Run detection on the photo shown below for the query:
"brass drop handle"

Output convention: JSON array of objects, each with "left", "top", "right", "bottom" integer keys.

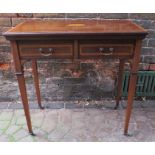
[
  {"left": 39, "top": 48, "right": 53, "bottom": 56},
  {"left": 99, "top": 47, "right": 105, "bottom": 53},
  {"left": 99, "top": 47, "right": 114, "bottom": 55},
  {"left": 109, "top": 47, "right": 114, "bottom": 52},
  {"left": 48, "top": 48, "right": 54, "bottom": 52}
]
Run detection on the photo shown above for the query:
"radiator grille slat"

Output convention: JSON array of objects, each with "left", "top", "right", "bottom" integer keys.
[{"left": 151, "top": 76, "right": 155, "bottom": 95}]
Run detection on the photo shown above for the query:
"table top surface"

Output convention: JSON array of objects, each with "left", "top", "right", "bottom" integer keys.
[{"left": 3, "top": 19, "right": 148, "bottom": 36}]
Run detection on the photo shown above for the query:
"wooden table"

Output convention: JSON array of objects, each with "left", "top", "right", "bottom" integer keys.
[{"left": 3, "top": 19, "right": 148, "bottom": 135}]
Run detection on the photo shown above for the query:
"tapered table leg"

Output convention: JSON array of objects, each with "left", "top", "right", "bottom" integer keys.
[
  {"left": 16, "top": 74, "right": 34, "bottom": 135},
  {"left": 124, "top": 73, "right": 138, "bottom": 135},
  {"left": 115, "top": 59, "right": 125, "bottom": 109},
  {"left": 11, "top": 41, "right": 34, "bottom": 135},
  {"left": 32, "top": 60, "right": 44, "bottom": 109},
  {"left": 124, "top": 39, "right": 142, "bottom": 135}
]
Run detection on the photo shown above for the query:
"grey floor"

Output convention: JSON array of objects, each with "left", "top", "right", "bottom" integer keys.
[{"left": 0, "top": 100, "right": 155, "bottom": 142}]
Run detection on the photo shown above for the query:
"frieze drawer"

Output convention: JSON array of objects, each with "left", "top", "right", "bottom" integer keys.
[
  {"left": 18, "top": 41, "right": 73, "bottom": 59},
  {"left": 79, "top": 43, "right": 134, "bottom": 58}
]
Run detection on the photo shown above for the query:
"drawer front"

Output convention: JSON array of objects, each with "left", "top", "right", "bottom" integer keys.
[
  {"left": 18, "top": 42, "right": 73, "bottom": 59},
  {"left": 79, "top": 44, "right": 134, "bottom": 58}
]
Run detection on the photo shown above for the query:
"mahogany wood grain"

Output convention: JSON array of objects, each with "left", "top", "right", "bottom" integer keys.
[{"left": 4, "top": 20, "right": 147, "bottom": 36}]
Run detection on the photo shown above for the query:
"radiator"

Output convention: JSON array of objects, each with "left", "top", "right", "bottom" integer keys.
[{"left": 115, "top": 71, "right": 155, "bottom": 97}]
